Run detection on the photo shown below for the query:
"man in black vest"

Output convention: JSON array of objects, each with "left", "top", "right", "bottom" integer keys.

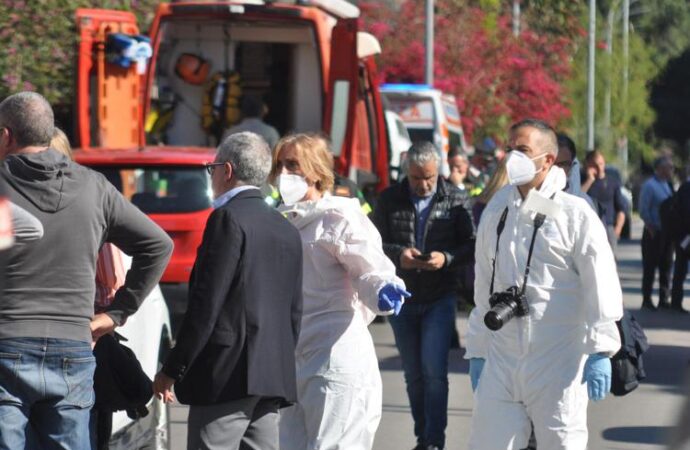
[
  {"left": 373, "top": 142, "right": 475, "bottom": 450},
  {"left": 153, "top": 132, "right": 303, "bottom": 450}
]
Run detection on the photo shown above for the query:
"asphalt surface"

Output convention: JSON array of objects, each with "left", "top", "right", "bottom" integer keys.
[{"left": 165, "top": 219, "right": 690, "bottom": 449}]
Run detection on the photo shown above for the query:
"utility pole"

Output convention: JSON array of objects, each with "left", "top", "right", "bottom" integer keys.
[
  {"left": 622, "top": 0, "right": 630, "bottom": 179},
  {"left": 425, "top": 0, "right": 434, "bottom": 86},
  {"left": 604, "top": 6, "right": 615, "bottom": 137},
  {"left": 512, "top": 0, "right": 521, "bottom": 37},
  {"left": 587, "top": 0, "right": 596, "bottom": 151}
]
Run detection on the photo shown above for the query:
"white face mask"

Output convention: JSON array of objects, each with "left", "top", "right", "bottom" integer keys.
[
  {"left": 506, "top": 150, "right": 547, "bottom": 186},
  {"left": 278, "top": 174, "right": 309, "bottom": 206}
]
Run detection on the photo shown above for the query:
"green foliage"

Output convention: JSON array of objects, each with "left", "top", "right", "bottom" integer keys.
[
  {"left": 522, "top": 0, "right": 586, "bottom": 38},
  {"left": 477, "top": 0, "right": 500, "bottom": 31},
  {"left": 559, "top": 3, "right": 656, "bottom": 169},
  {"left": 638, "top": 0, "right": 690, "bottom": 155},
  {"left": 516, "top": 0, "right": 690, "bottom": 168},
  {"left": 0, "top": 0, "right": 158, "bottom": 106},
  {"left": 624, "top": 34, "right": 657, "bottom": 162},
  {"left": 633, "top": 0, "right": 690, "bottom": 69}
]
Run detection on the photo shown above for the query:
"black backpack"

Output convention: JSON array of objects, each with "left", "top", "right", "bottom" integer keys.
[{"left": 610, "top": 310, "right": 650, "bottom": 396}]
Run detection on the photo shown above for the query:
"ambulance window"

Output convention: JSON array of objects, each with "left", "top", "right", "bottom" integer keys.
[
  {"left": 443, "top": 101, "right": 461, "bottom": 123},
  {"left": 94, "top": 166, "right": 212, "bottom": 213},
  {"left": 408, "top": 128, "right": 434, "bottom": 143},
  {"left": 330, "top": 81, "right": 350, "bottom": 157},
  {"left": 449, "top": 130, "right": 463, "bottom": 152}
]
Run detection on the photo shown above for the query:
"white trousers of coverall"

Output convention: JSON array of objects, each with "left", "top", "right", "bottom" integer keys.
[
  {"left": 469, "top": 341, "right": 589, "bottom": 450},
  {"left": 279, "top": 332, "right": 382, "bottom": 450}
]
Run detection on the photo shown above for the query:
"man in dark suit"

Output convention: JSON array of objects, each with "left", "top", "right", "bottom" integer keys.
[{"left": 153, "top": 132, "right": 303, "bottom": 450}]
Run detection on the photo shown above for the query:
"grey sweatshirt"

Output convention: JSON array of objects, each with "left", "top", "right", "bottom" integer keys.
[{"left": 0, "top": 149, "right": 173, "bottom": 342}]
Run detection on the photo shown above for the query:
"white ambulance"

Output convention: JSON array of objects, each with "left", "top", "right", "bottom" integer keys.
[{"left": 380, "top": 84, "right": 467, "bottom": 177}]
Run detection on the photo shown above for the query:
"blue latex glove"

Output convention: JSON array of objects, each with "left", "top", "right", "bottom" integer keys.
[
  {"left": 469, "top": 358, "right": 485, "bottom": 392},
  {"left": 377, "top": 284, "right": 411, "bottom": 316},
  {"left": 582, "top": 353, "right": 611, "bottom": 401}
]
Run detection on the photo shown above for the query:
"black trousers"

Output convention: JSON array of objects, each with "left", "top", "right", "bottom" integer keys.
[
  {"left": 641, "top": 228, "right": 673, "bottom": 304},
  {"left": 671, "top": 243, "right": 688, "bottom": 308}
]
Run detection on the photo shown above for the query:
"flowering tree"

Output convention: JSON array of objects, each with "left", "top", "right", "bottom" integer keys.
[
  {"left": 0, "top": 0, "right": 158, "bottom": 106},
  {"left": 360, "top": 0, "right": 577, "bottom": 143}
]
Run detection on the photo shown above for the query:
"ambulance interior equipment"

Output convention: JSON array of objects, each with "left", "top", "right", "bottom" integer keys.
[{"left": 150, "top": 19, "right": 323, "bottom": 147}]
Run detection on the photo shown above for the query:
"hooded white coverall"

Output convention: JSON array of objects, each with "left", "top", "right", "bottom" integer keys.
[
  {"left": 278, "top": 194, "right": 404, "bottom": 450},
  {"left": 465, "top": 167, "right": 623, "bottom": 450}
]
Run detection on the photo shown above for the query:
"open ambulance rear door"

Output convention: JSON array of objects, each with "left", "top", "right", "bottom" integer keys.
[{"left": 325, "top": 19, "right": 388, "bottom": 192}]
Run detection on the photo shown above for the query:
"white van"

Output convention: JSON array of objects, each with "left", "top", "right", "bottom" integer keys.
[
  {"left": 107, "top": 255, "right": 173, "bottom": 449},
  {"left": 380, "top": 84, "right": 467, "bottom": 177}
]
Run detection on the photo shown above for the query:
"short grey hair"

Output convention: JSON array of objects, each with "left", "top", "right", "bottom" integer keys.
[
  {"left": 0, "top": 92, "right": 54, "bottom": 147},
  {"left": 510, "top": 118, "right": 558, "bottom": 156},
  {"left": 217, "top": 132, "right": 271, "bottom": 186},
  {"left": 405, "top": 141, "right": 440, "bottom": 174}
]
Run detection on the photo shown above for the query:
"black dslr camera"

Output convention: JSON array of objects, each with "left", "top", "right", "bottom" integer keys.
[{"left": 484, "top": 286, "right": 530, "bottom": 331}]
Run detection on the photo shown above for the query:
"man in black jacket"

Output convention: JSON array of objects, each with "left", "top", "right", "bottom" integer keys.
[
  {"left": 373, "top": 142, "right": 475, "bottom": 450},
  {"left": 670, "top": 172, "right": 690, "bottom": 313},
  {"left": 153, "top": 132, "right": 303, "bottom": 450}
]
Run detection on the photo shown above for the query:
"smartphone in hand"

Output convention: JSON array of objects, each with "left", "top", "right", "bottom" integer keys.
[{"left": 414, "top": 253, "right": 432, "bottom": 261}]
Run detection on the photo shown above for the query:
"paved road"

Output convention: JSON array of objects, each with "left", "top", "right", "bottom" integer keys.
[{"left": 166, "top": 220, "right": 690, "bottom": 449}]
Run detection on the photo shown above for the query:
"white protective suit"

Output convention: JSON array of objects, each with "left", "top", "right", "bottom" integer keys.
[
  {"left": 278, "top": 194, "right": 404, "bottom": 450},
  {"left": 465, "top": 167, "right": 623, "bottom": 450}
]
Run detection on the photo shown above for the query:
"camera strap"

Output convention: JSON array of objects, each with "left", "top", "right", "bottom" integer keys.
[
  {"left": 520, "top": 213, "right": 546, "bottom": 296},
  {"left": 489, "top": 207, "right": 547, "bottom": 296},
  {"left": 489, "top": 207, "right": 509, "bottom": 294}
]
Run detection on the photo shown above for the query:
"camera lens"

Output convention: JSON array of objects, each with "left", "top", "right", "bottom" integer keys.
[
  {"left": 484, "top": 301, "right": 517, "bottom": 331},
  {"left": 484, "top": 311, "right": 504, "bottom": 330}
]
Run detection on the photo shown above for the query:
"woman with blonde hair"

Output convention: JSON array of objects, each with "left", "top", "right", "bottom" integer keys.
[
  {"left": 50, "top": 127, "right": 72, "bottom": 159},
  {"left": 273, "top": 133, "right": 409, "bottom": 450}
]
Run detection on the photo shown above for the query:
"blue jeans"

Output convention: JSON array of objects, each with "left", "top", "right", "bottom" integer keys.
[
  {"left": 0, "top": 338, "right": 95, "bottom": 450},
  {"left": 389, "top": 293, "right": 456, "bottom": 448}
]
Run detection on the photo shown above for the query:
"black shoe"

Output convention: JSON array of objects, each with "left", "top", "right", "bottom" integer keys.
[
  {"left": 642, "top": 300, "right": 657, "bottom": 311},
  {"left": 671, "top": 304, "right": 689, "bottom": 314}
]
